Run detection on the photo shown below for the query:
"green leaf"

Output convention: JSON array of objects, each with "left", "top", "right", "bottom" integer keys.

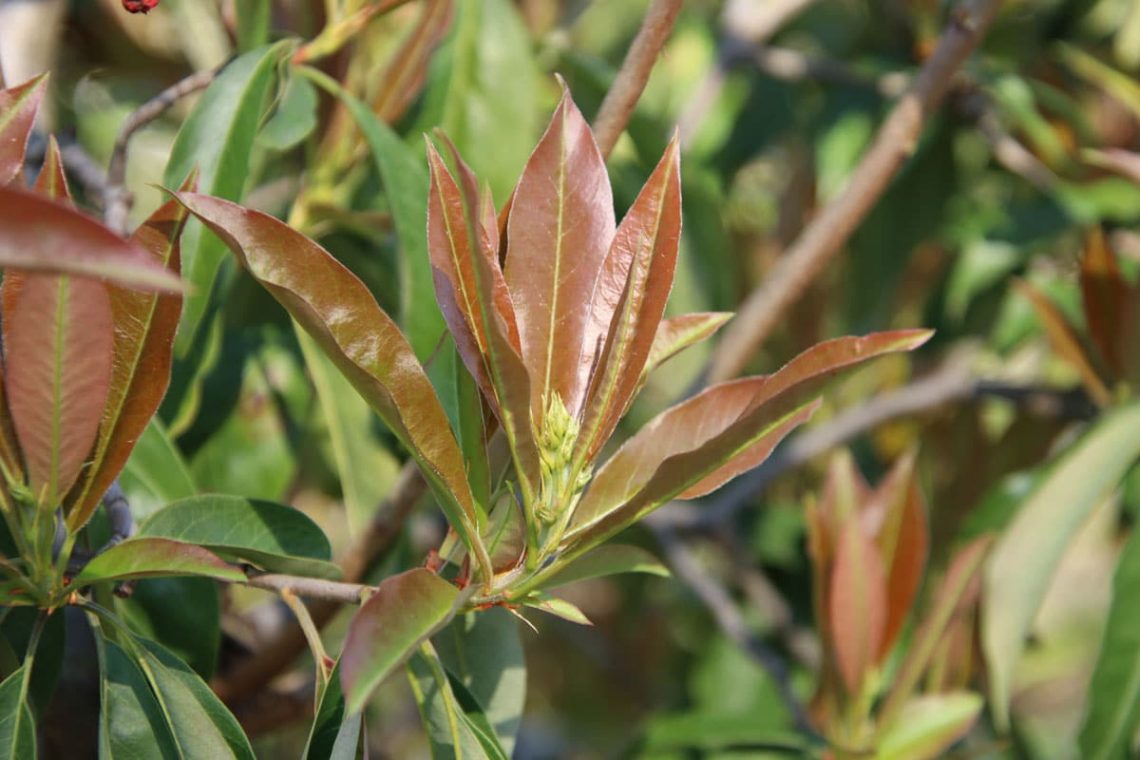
[
  {"left": 258, "top": 74, "right": 318, "bottom": 152},
  {"left": 540, "top": 544, "right": 669, "bottom": 589},
  {"left": 304, "top": 661, "right": 362, "bottom": 760},
  {"left": 0, "top": 74, "right": 47, "bottom": 186},
  {"left": 119, "top": 418, "right": 197, "bottom": 520},
  {"left": 0, "top": 667, "right": 36, "bottom": 760},
  {"left": 341, "top": 568, "right": 462, "bottom": 714},
  {"left": 436, "top": 609, "right": 526, "bottom": 755},
  {"left": 873, "top": 692, "right": 982, "bottom": 760},
  {"left": 983, "top": 402, "right": 1140, "bottom": 730},
  {"left": 1079, "top": 526, "right": 1140, "bottom": 759},
  {"left": 138, "top": 494, "right": 338, "bottom": 580},
  {"left": 407, "top": 642, "right": 507, "bottom": 760},
  {"left": 521, "top": 592, "right": 591, "bottom": 625},
  {"left": 164, "top": 41, "right": 291, "bottom": 355},
  {"left": 0, "top": 188, "right": 184, "bottom": 291},
  {"left": 301, "top": 68, "right": 445, "bottom": 362},
  {"left": 235, "top": 0, "right": 271, "bottom": 53},
  {"left": 96, "top": 637, "right": 179, "bottom": 759},
  {"left": 172, "top": 192, "right": 489, "bottom": 576},
  {"left": 116, "top": 578, "right": 221, "bottom": 679},
  {"left": 0, "top": 609, "right": 64, "bottom": 715},
  {"left": 73, "top": 537, "right": 246, "bottom": 585}
]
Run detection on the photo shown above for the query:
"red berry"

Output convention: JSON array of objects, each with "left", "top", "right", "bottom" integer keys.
[{"left": 122, "top": 0, "right": 160, "bottom": 13}]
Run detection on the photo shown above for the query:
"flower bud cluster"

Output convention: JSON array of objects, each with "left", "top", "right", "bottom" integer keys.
[{"left": 535, "top": 394, "right": 591, "bottom": 525}]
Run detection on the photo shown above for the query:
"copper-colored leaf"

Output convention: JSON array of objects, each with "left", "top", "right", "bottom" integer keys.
[
  {"left": 639, "top": 312, "right": 733, "bottom": 382},
  {"left": 1016, "top": 279, "right": 1112, "bottom": 406},
  {"left": 0, "top": 74, "right": 47, "bottom": 186},
  {"left": 65, "top": 193, "right": 189, "bottom": 530},
  {"left": 32, "top": 135, "right": 70, "bottom": 199},
  {"left": 172, "top": 192, "right": 489, "bottom": 572},
  {"left": 5, "top": 274, "right": 114, "bottom": 504},
  {"left": 829, "top": 517, "right": 888, "bottom": 695},
  {"left": 579, "top": 137, "right": 682, "bottom": 461},
  {"left": 504, "top": 88, "right": 616, "bottom": 420},
  {"left": 1080, "top": 227, "right": 1128, "bottom": 378},
  {"left": 0, "top": 187, "right": 184, "bottom": 292}
]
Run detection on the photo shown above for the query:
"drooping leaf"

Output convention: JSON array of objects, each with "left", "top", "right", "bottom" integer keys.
[
  {"left": 164, "top": 41, "right": 290, "bottom": 354},
  {"left": 137, "top": 494, "right": 339, "bottom": 579},
  {"left": 579, "top": 136, "right": 682, "bottom": 461},
  {"left": 4, "top": 274, "right": 114, "bottom": 505},
  {"left": 96, "top": 636, "right": 179, "bottom": 759},
  {"left": 983, "top": 402, "right": 1140, "bottom": 730},
  {"left": 829, "top": 518, "right": 888, "bottom": 695},
  {"left": 341, "top": 568, "right": 462, "bottom": 713},
  {"left": 172, "top": 192, "right": 488, "bottom": 571},
  {"left": 304, "top": 661, "right": 361, "bottom": 760},
  {"left": 0, "top": 74, "right": 47, "bottom": 186},
  {"left": 119, "top": 418, "right": 197, "bottom": 520},
  {"left": 567, "top": 331, "right": 932, "bottom": 554},
  {"left": 540, "top": 544, "right": 669, "bottom": 589},
  {"left": 67, "top": 189, "right": 188, "bottom": 530},
  {"left": 0, "top": 188, "right": 183, "bottom": 291},
  {"left": 0, "top": 666, "right": 36, "bottom": 760},
  {"left": 1079, "top": 526, "right": 1140, "bottom": 760},
  {"left": 407, "top": 642, "right": 506, "bottom": 760},
  {"left": 873, "top": 692, "right": 983, "bottom": 760},
  {"left": 640, "top": 312, "right": 734, "bottom": 383},
  {"left": 73, "top": 537, "right": 245, "bottom": 585},
  {"left": 436, "top": 608, "right": 526, "bottom": 755},
  {"left": 504, "top": 88, "right": 616, "bottom": 421}
]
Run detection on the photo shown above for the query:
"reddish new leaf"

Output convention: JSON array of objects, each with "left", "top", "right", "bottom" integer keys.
[
  {"left": 32, "top": 135, "right": 70, "bottom": 199},
  {"left": 341, "top": 568, "right": 461, "bottom": 713},
  {"left": 504, "top": 88, "right": 616, "bottom": 420},
  {"left": 0, "top": 74, "right": 47, "bottom": 186},
  {"left": 172, "top": 192, "right": 489, "bottom": 571},
  {"left": 1080, "top": 228, "right": 1128, "bottom": 378},
  {"left": 66, "top": 193, "right": 189, "bottom": 529},
  {"left": 829, "top": 517, "right": 888, "bottom": 695},
  {"left": 639, "top": 312, "right": 733, "bottom": 382},
  {"left": 72, "top": 537, "right": 245, "bottom": 585},
  {"left": 0, "top": 187, "right": 184, "bottom": 291},
  {"left": 5, "top": 275, "right": 114, "bottom": 504},
  {"left": 579, "top": 137, "right": 682, "bottom": 461}
]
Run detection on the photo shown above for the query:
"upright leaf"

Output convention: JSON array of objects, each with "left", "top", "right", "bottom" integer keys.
[
  {"left": 1079, "top": 527, "right": 1140, "bottom": 760},
  {"left": 829, "top": 518, "right": 888, "bottom": 695},
  {"left": 504, "top": 89, "right": 616, "bottom": 420},
  {"left": 172, "top": 192, "right": 489, "bottom": 572},
  {"left": 304, "top": 661, "right": 361, "bottom": 760},
  {"left": 164, "top": 41, "right": 289, "bottom": 354},
  {"left": 67, "top": 192, "right": 188, "bottom": 529},
  {"left": 372, "top": 0, "right": 453, "bottom": 123},
  {"left": 873, "top": 692, "right": 983, "bottom": 760},
  {"left": 0, "top": 74, "right": 47, "bottom": 186},
  {"left": 0, "top": 188, "right": 183, "bottom": 291},
  {"left": 341, "top": 568, "right": 462, "bottom": 713},
  {"left": 0, "top": 666, "right": 36, "bottom": 760},
  {"left": 579, "top": 137, "right": 682, "bottom": 461},
  {"left": 4, "top": 274, "right": 114, "bottom": 505},
  {"left": 1080, "top": 228, "right": 1128, "bottom": 378},
  {"left": 983, "top": 402, "right": 1140, "bottom": 729}
]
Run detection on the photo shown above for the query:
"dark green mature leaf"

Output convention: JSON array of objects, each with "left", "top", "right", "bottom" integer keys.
[
  {"left": 73, "top": 538, "right": 245, "bottom": 585},
  {"left": 68, "top": 189, "right": 189, "bottom": 530},
  {"left": 4, "top": 273, "right": 113, "bottom": 506},
  {"left": 566, "top": 332, "right": 932, "bottom": 556},
  {"left": 172, "top": 192, "right": 489, "bottom": 572},
  {"left": 304, "top": 662, "right": 361, "bottom": 760},
  {"left": 119, "top": 419, "right": 197, "bottom": 520},
  {"left": 407, "top": 643, "right": 507, "bottom": 760},
  {"left": 0, "top": 188, "right": 184, "bottom": 291},
  {"left": 984, "top": 402, "right": 1140, "bottom": 730},
  {"left": 116, "top": 578, "right": 220, "bottom": 679},
  {"left": 341, "top": 568, "right": 462, "bottom": 713},
  {"left": 1079, "top": 527, "right": 1140, "bottom": 759},
  {"left": 138, "top": 495, "right": 339, "bottom": 579},
  {"left": 96, "top": 637, "right": 179, "bottom": 759},
  {"left": 540, "top": 544, "right": 668, "bottom": 590},
  {"left": 0, "top": 667, "right": 36, "bottom": 760},
  {"left": 0, "top": 74, "right": 47, "bottom": 186},
  {"left": 436, "top": 609, "right": 526, "bottom": 755},
  {"left": 164, "top": 41, "right": 290, "bottom": 354},
  {"left": 505, "top": 88, "right": 615, "bottom": 421},
  {"left": 0, "top": 609, "right": 63, "bottom": 715},
  {"left": 302, "top": 69, "right": 445, "bottom": 362},
  {"left": 579, "top": 136, "right": 682, "bottom": 461}
]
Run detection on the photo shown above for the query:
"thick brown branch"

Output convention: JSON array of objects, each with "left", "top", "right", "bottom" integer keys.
[
  {"left": 705, "top": 0, "right": 1003, "bottom": 382},
  {"left": 591, "top": 0, "right": 683, "bottom": 159}
]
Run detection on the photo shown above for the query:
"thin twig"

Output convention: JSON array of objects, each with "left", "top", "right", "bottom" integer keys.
[
  {"left": 213, "top": 464, "right": 426, "bottom": 703},
  {"left": 243, "top": 571, "right": 371, "bottom": 605},
  {"left": 592, "top": 0, "right": 683, "bottom": 159},
  {"left": 705, "top": 0, "right": 1003, "bottom": 383},
  {"left": 105, "top": 66, "right": 220, "bottom": 234}
]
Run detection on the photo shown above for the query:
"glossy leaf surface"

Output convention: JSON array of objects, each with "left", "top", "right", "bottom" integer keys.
[
  {"left": 73, "top": 538, "right": 245, "bottom": 585},
  {"left": 341, "top": 568, "right": 461, "bottom": 713}
]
